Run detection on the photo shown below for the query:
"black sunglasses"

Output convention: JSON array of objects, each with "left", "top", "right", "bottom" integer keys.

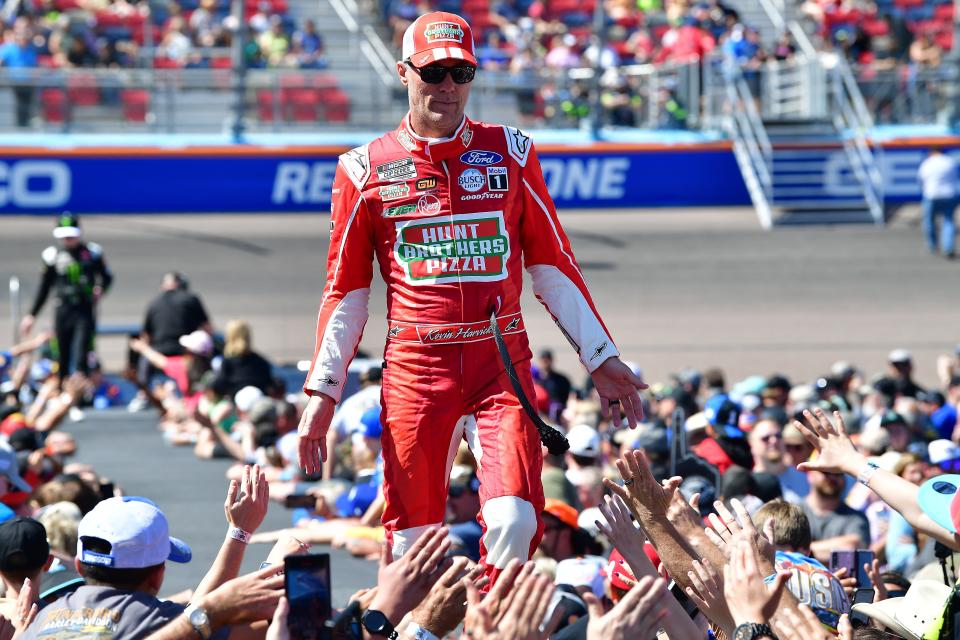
[{"left": 405, "top": 60, "right": 476, "bottom": 84}]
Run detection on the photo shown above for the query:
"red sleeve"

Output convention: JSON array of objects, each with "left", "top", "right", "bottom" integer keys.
[
  {"left": 303, "top": 151, "right": 374, "bottom": 402},
  {"left": 514, "top": 134, "right": 620, "bottom": 373}
]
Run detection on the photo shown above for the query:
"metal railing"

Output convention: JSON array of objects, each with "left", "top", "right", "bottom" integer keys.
[
  {"left": 829, "top": 55, "right": 885, "bottom": 224},
  {"left": 723, "top": 68, "right": 775, "bottom": 228},
  {"left": 0, "top": 66, "right": 389, "bottom": 133},
  {"left": 0, "top": 60, "right": 705, "bottom": 133},
  {"left": 853, "top": 63, "right": 957, "bottom": 125}
]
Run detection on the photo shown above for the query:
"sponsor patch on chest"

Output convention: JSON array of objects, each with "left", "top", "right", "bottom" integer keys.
[
  {"left": 393, "top": 211, "right": 511, "bottom": 284},
  {"left": 379, "top": 183, "right": 411, "bottom": 201},
  {"left": 458, "top": 168, "right": 486, "bottom": 193},
  {"left": 376, "top": 158, "right": 417, "bottom": 182}
]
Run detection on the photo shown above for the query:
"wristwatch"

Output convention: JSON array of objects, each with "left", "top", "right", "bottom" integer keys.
[
  {"left": 733, "top": 622, "right": 776, "bottom": 640},
  {"left": 184, "top": 603, "right": 212, "bottom": 640},
  {"left": 361, "top": 609, "right": 399, "bottom": 639}
]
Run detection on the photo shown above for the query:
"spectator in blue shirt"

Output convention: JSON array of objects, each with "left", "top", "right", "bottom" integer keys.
[{"left": 0, "top": 18, "right": 39, "bottom": 127}]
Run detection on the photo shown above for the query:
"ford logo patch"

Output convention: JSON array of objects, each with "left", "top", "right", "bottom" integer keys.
[{"left": 460, "top": 151, "right": 504, "bottom": 166}]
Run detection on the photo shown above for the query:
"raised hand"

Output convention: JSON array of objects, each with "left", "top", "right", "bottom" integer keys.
[
  {"left": 225, "top": 464, "right": 270, "bottom": 534},
  {"left": 793, "top": 408, "right": 863, "bottom": 476},
  {"left": 368, "top": 527, "right": 451, "bottom": 624},
  {"left": 603, "top": 450, "right": 680, "bottom": 522},
  {"left": 704, "top": 498, "right": 775, "bottom": 567},
  {"left": 770, "top": 605, "right": 841, "bottom": 640},
  {"left": 462, "top": 565, "right": 560, "bottom": 640},
  {"left": 685, "top": 559, "right": 734, "bottom": 636},
  {"left": 723, "top": 536, "right": 790, "bottom": 627},
  {"left": 585, "top": 575, "right": 669, "bottom": 640},
  {"left": 409, "top": 557, "right": 484, "bottom": 638},
  {"left": 595, "top": 494, "right": 649, "bottom": 575}
]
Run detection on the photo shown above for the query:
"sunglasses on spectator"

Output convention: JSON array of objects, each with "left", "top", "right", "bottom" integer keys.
[{"left": 405, "top": 60, "right": 477, "bottom": 84}]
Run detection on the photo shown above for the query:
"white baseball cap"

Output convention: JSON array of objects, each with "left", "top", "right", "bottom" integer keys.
[
  {"left": 78, "top": 497, "right": 191, "bottom": 569},
  {"left": 567, "top": 424, "right": 600, "bottom": 458}
]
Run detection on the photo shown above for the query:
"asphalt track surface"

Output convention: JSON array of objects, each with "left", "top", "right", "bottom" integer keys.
[{"left": 2, "top": 205, "right": 959, "bottom": 600}]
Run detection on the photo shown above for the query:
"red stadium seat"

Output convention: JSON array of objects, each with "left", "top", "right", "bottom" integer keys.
[
  {"left": 322, "top": 89, "right": 350, "bottom": 123},
  {"left": 153, "top": 56, "right": 181, "bottom": 69},
  {"left": 67, "top": 74, "right": 100, "bottom": 106},
  {"left": 257, "top": 89, "right": 277, "bottom": 121},
  {"left": 935, "top": 3, "right": 954, "bottom": 19},
  {"left": 121, "top": 89, "right": 149, "bottom": 122},
  {"left": 40, "top": 89, "right": 67, "bottom": 123}
]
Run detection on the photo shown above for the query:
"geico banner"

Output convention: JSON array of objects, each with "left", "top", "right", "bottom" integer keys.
[{"left": 0, "top": 142, "right": 950, "bottom": 214}]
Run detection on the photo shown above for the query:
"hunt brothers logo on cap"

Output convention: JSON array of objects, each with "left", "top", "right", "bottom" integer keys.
[
  {"left": 394, "top": 211, "right": 510, "bottom": 285},
  {"left": 424, "top": 22, "right": 464, "bottom": 43}
]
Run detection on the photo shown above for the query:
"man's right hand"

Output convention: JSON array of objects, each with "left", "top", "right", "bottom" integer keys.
[{"left": 297, "top": 393, "right": 336, "bottom": 476}]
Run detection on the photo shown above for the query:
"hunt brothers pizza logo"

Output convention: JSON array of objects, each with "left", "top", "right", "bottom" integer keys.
[
  {"left": 394, "top": 211, "right": 510, "bottom": 284},
  {"left": 424, "top": 22, "right": 464, "bottom": 43}
]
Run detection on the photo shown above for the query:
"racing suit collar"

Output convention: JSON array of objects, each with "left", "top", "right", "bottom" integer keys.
[{"left": 399, "top": 113, "right": 473, "bottom": 163}]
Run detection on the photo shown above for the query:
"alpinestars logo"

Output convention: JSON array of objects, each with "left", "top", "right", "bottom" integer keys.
[
  {"left": 320, "top": 376, "right": 340, "bottom": 387},
  {"left": 590, "top": 342, "right": 608, "bottom": 361},
  {"left": 394, "top": 211, "right": 511, "bottom": 285},
  {"left": 503, "top": 317, "right": 520, "bottom": 332},
  {"left": 388, "top": 326, "right": 405, "bottom": 337}
]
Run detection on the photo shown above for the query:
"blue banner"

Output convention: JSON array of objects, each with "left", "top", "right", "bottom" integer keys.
[{"left": 0, "top": 139, "right": 954, "bottom": 214}]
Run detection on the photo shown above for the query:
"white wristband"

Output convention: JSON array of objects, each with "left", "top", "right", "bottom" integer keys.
[
  {"left": 405, "top": 622, "right": 439, "bottom": 640},
  {"left": 858, "top": 460, "right": 879, "bottom": 488},
  {"left": 227, "top": 526, "right": 251, "bottom": 544}
]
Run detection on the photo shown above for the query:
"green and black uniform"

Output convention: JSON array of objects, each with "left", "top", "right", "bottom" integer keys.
[{"left": 29, "top": 241, "right": 113, "bottom": 380}]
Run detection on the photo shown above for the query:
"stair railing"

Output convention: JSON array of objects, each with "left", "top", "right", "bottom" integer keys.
[
  {"left": 722, "top": 64, "right": 775, "bottom": 228},
  {"left": 828, "top": 57, "right": 885, "bottom": 225}
]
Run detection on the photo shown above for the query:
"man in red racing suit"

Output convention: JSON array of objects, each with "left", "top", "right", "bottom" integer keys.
[{"left": 298, "top": 11, "right": 646, "bottom": 585}]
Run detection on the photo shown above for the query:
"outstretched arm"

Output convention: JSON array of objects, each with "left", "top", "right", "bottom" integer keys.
[
  {"left": 299, "top": 157, "right": 375, "bottom": 476},
  {"left": 517, "top": 140, "right": 646, "bottom": 425},
  {"left": 795, "top": 407, "right": 960, "bottom": 548}
]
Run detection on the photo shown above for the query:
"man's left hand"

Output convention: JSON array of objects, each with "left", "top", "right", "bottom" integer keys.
[{"left": 590, "top": 357, "right": 647, "bottom": 428}]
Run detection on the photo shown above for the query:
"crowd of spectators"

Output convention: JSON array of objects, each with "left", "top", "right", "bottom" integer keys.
[
  {"left": 0, "top": 3, "right": 326, "bottom": 71},
  {"left": 7, "top": 316, "right": 960, "bottom": 637},
  {"left": 4, "top": 213, "right": 960, "bottom": 640},
  {"left": 10, "top": 256, "right": 960, "bottom": 638},
  {"left": 376, "top": 0, "right": 794, "bottom": 126}
]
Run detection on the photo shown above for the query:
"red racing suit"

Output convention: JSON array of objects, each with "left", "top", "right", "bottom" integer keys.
[{"left": 305, "top": 114, "right": 620, "bottom": 577}]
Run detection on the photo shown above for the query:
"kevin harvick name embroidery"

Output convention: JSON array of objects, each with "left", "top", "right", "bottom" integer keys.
[{"left": 394, "top": 211, "right": 510, "bottom": 284}]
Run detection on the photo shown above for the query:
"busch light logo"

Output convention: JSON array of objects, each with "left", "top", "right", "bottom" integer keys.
[
  {"left": 460, "top": 151, "right": 503, "bottom": 167},
  {"left": 458, "top": 169, "right": 485, "bottom": 193}
]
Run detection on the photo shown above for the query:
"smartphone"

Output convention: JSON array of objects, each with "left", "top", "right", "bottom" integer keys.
[
  {"left": 285, "top": 553, "right": 332, "bottom": 640},
  {"left": 851, "top": 588, "right": 875, "bottom": 625},
  {"left": 855, "top": 550, "right": 875, "bottom": 589},
  {"left": 829, "top": 550, "right": 857, "bottom": 580},
  {"left": 284, "top": 494, "right": 318, "bottom": 510}
]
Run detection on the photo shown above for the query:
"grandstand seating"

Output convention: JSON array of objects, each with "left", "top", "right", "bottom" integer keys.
[{"left": 21, "top": 0, "right": 350, "bottom": 126}]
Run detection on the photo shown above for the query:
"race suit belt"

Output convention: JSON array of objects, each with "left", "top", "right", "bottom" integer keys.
[{"left": 386, "top": 313, "right": 525, "bottom": 346}]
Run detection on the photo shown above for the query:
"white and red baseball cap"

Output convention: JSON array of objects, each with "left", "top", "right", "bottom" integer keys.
[{"left": 402, "top": 12, "right": 477, "bottom": 67}]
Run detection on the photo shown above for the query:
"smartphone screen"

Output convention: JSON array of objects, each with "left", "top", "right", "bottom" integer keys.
[
  {"left": 855, "top": 550, "right": 875, "bottom": 589},
  {"left": 285, "top": 553, "right": 332, "bottom": 640},
  {"left": 829, "top": 551, "right": 857, "bottom": 580}
]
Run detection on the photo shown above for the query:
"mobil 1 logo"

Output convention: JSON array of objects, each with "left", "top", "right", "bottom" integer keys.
[{"left": 486, "top": 167, "right": 508, "bottom": 192}]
